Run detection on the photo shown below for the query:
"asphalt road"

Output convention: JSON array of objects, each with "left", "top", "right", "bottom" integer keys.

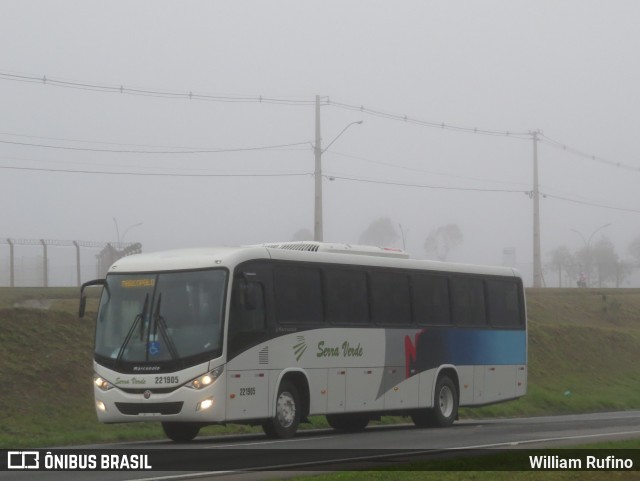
[{"left": 3, "top": 410, "right": 640, "bottom": 481}]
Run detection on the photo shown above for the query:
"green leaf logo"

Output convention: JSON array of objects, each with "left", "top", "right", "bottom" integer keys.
[{"left": 293, "top": 335, "right": 308, "bottom": 362}]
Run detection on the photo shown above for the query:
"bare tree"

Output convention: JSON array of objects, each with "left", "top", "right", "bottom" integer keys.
[
  {"left": 546, "top": 245, "right": 577, "bottom": 287},
  {"left": 359, "top": 217, "right": 399, "bottom": 246},
  {"left": 629, "top": 236, "right": 640, "bottom": 267},
  {"left": 424, "top": 224, "right": 463, "bottom": 261},
  {"left": 578, "top": 237, "right": 629, "bottom": 287}
]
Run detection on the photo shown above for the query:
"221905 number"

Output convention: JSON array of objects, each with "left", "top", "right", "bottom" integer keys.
[
  {"left": 239, "top": 387, "right": 256, "bottom": 396},
  {"left": 155, "top": 376, "right": 179, "bottom": 384}
]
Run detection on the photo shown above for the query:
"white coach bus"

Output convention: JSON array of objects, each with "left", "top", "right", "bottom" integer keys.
[{"left": 79, "top": 242, "right": 527, "bottom": 442}]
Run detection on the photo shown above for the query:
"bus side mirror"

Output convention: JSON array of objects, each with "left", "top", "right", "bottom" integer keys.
[
  {"left": 79, "top": 296, "right": 87, "bottom": 318},
  {"left": 79, "top": 279, "right": 106, "bottom": 318}
]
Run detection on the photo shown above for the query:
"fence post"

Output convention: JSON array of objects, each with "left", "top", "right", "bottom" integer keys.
[
  {"left": 40, "top": 239, "right": 48, "bottom": 287},
  {"left": 7, "top": 239, "right": 15, "bottom": 287},
  {"left": 73, "top": 241, "right": 81, "bottom": 287}
]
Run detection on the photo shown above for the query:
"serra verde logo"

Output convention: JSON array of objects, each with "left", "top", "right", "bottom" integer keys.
[
  {"left": 293, "top": 336, "right": 364, "bottom": 361},
  {"left": 317, "top": 340, "right": 363, "bottom": 358}
]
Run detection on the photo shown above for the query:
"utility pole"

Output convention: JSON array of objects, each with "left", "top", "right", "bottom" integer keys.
[
  {"left": 532, "top": 130, "right": 543, "bottom": 288},
  {"left": 314, "top": 95, "right": 323, "bottom": 242}
]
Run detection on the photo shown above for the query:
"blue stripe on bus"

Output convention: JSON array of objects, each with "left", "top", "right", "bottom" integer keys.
[{"left": 405, "top": 328, "right": 526, "bottom": 377}]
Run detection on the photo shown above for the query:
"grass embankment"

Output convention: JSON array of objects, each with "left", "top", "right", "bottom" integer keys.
[{"left": 0, "top": 287, "right": 639, "bottom": 448}]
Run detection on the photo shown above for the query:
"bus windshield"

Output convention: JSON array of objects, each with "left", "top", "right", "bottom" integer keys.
[{"left": 95, "top": 269, "right": 227, "bottom": 369}]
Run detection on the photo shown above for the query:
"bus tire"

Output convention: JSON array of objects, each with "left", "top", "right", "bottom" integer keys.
[
  {"left": 263, "top": 380, "right": 300, "bottom": 438},
  {"left": 326, "top": 413, "right": 369, "bottom": 432},
  {"left": 431, "top": 375, "right": 458, "bottom": 427},
  {"left": 161, "top": 422, "right": 201, "bottom": 442},
  {"left": 410, "top": 409, "right": 432, "bottom": 428}
]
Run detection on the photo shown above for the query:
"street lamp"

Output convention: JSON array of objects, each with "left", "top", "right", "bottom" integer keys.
[
  {"left": 314, "top": 120, "right": 363, "bottom": 242},
  {"left": 113, "top": 218, "right": 143, "bottom": 247},
  {"left": 571, "top": 223, "right": 611, "bottom": 287}
]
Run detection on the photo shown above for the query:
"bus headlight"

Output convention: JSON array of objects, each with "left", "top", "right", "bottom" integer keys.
[
  {"left": 94, "top": 375, "right": 114, "bottom": 391},
  {"left": 188, "top": 366, "right": 224, "bottom": 390},
  {"left": 96, "top": 400, "right": 107, "bottom": 412}
]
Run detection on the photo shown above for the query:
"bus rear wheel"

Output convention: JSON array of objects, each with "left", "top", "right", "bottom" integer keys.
[
  {"left": 162, "top": 422, "right": 201, "bottom": 442},
  {"left": 411, "top": 375, "right": 458, "bottom": 428},
  {"left": 326, "top": 413, "right": 369, "bottom": 432},
  {"left": 263, "top": 380, "right": 300, "bottom": 438},
  {"left": 432, "top": 375, "right": 458, "bottom": 427}
]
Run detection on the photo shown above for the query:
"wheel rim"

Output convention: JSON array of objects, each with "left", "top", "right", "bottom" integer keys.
[
  {"left": 276, "top": 391, "right": 296, "bottom": 428},
  {"left": 438, "top": 385, "right": 454, "bottom": 418}
]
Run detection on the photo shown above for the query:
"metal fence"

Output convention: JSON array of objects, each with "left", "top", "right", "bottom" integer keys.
[{"left": 0, "top": 238, "right": 142, "bottom": 287}]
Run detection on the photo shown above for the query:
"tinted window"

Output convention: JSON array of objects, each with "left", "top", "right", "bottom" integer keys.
[
  {"left": 486, "top": 279, "right": 522, "bottom": 328},
  {"left": 370, "top": 271, "right": 411, "bottom": 325},
  {"left": 451, "top": 277, "right": 487, "bottom": 326},
  {"left": 325, "top": 268, "right": 369, "bottom": 324},
  {"left": 274, "top": 265, "right": 323, "bottom": 324},
  {"left": 228, "top": 280, "right": 267, "bottom": 357},
  {"left": 412, "top": 274, "right": 451, "bottom": 325}
]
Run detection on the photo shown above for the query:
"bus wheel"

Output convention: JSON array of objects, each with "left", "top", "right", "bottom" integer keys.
[
  {"left": 432, "top": 375, "right": 458, "bottom": 427},
  {"left": 162, "top": 422, "right": 201, "bottom": 442},
  {"left": 263, "top": 380, "right": 300, "bottom": 438},
  {"left": 326, "top": 413, "right": 369, "bottom": 432},
  {"left": 410, "top": 409, "right": 432, "bottom": 428}
]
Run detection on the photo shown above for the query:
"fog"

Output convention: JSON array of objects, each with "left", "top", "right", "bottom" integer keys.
[{"left": 1, "top": 0, "right": 639, "bottom": 286}]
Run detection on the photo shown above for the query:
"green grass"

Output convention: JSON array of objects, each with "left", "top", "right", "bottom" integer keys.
[
  {"left": 277, "top": 439, "right": 640, "bottom": 481},
  {"left": 0, "top": 287, "right": 639, "bottom": 448}
]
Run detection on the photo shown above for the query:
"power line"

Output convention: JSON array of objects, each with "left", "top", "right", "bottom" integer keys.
[
  {"left": 325, "top": 173, "right": 640, "bottom": 215},
  {"left": 0, "top": 154, "right": 306, "bottom": 175},
  {"left": 540, "top": 191, "right": 640, "bottom": 214},
  {"left": 326, "top": 99, "right": 532, "bottom": 138},
  {"left": 0, "top": 164, "right": 311, "bottom": 178},
  {"left": 323, "top": 174, "right": 528, "bottom": 193},
  {"left": 0, "top": 69, "right": 529, "bottom": 139},
  {"left": 539, "top": 133, "right": 640, "bottom": 172},
  {"left": 0, "top": 130, "right": 309, "bottom": 152},
  {"left": 327, "top": 149, "right": 532, "bottom": 188},
  {"left": 0, "top": 138, "right": 312, "bottom": 154},
  {"left": 0, "top": 71, "right": 319, "bottom": 105}
]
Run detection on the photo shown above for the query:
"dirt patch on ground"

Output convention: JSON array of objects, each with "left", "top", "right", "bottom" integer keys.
[{"left": 12, "top": 299, "right": 55, "bottom": 309}]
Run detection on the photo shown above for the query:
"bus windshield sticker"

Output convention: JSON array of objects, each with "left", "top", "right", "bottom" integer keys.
[
  {"left": 121, "top": 278, "right": 155, "bottom": 288},
  {"left": 148, "top": 341, "right": 160, "bottom": 356}
]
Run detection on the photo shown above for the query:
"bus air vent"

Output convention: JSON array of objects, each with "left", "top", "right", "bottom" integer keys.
[{"left": 259, "top": 346, "right": 269, "bottom": 365}]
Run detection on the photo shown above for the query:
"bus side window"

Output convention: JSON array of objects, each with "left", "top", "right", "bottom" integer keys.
[
  {"left": 486, "top": 279, "right": 522, "bottom": 328},
  {"left": 228, "top": 279, "right": 267, "bottom": 358},
  {"left": 369, "top": 271, "right": 411, "bottom": 325},
  {"left": 412, "top": 274, "right": 451, "bottom": 325},
  {"left": 450, "top": 277, "right": 487, "bottom": 326}
]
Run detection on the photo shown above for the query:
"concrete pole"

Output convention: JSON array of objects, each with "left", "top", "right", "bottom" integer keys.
[
  {"left": 532, "top": 131, "right": 543, "bottom": 288},
  {"left": 314, "top": 95, "right": 323, "bottom": 242}
]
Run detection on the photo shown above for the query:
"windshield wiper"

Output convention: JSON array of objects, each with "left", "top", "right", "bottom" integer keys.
[
  {"left": 147, "top": 293, "right": 180, "bottom": 362},
  {"left": 115, "top": 293, "right": 149, "bottom": 366}
]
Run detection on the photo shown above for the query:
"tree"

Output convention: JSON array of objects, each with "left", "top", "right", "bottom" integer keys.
[
  {"left": 291, "top": 228, "right": 313, "bottom": 242},
  {"left": 359, "top": 217, "right": 399, "bottom": 246},
  {"left": 546, "top": 245, "right": 577, "bottom": 287},
  {"left": 424, "top": 224, "right": 463, "bottom": 261},
  {"left": 577, "top": 237, "right": 628, "bottom": 287},
  {"left": 629, "top": 236, "right": 640, "bottom": 267}
]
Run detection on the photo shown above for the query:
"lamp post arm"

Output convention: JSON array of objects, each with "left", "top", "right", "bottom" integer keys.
[{"left": 321, "top": 121, "right": 363, "bottom": 154}]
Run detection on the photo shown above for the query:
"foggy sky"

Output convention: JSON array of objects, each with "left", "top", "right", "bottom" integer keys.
[{"left": 1, "top": 0, "right": 639, "bottom": 286}]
